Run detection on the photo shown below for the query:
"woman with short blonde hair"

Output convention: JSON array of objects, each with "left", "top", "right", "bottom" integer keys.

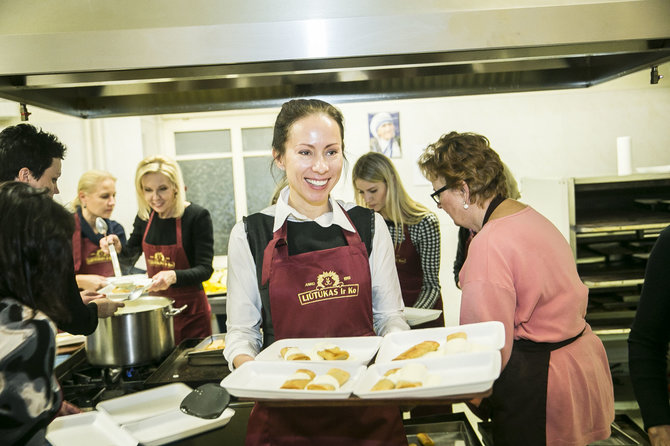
[{"left": 71, "top": 169, "right": 126, "bottom": 291}]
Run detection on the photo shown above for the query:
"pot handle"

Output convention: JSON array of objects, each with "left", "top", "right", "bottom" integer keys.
[{"left": 167, "top": 304, "right": 188, "bottom": 317}]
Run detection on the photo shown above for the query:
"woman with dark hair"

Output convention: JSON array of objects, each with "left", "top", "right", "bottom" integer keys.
[
  {"left": 418, "top": 131, "right": 614, "bottom": 446},
  {"left": 0, "top": 182, "right": 83, "bottom": 445},
  {"left": 224, "top": 99, "right": 409, "bottom": 445},
  {"left": 353, "top": 151, "right": 443, "bottom": 328}
]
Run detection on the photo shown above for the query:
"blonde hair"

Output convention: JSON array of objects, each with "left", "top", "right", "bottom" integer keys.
[
  {"left": 353, "top": 152, "right": 431, "bottom": 246},
  {"left": 71, "top": 169, "right": 116, "bottom": 209},
  {"left": 135, "top": 155, "right": 186, "bottom": 220}
]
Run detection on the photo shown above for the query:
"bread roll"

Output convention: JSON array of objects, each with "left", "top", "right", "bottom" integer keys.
[
  {"left": 280, "top": 369, "right": 316, "bottom": 390},
  {"left": 280, "top": 346, "right": 311, "bottom": 361},
  {"left": 306, "top": 368, "right": 351, "bottom": 391},
  {"left": 393, "top": 340, "right": 440, "bottom": 360},
  {"left": 417, "top": 432, "right": 435, "bottom": 446},
  {"left": 446, "top": 331, "right": 467, "bottom": 342},
  {"left": 317, "top": 346, "right": 349, "bottom": 360},
  {"left": 371, "top": 378, "right": 395, "bottom": 391}
]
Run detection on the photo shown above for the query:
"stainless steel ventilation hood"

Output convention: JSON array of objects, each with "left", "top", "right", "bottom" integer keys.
[{"left": 1, "top": 0, "right": 669, "bottom": 119}]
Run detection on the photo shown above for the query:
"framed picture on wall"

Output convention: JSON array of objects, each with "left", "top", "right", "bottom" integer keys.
[{"left": 368, "top": 111, "right": 401, "bottom": 158}]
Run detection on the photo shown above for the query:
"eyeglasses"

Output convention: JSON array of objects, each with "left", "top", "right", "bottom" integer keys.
[{"left": 430, "top": 183, "right": 451, "bottom": 204}]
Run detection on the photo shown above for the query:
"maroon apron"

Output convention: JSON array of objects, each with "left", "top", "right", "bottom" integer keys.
[
  {"left": 142, "top": 211, "right": 212, "bottom": 345},
  {"left": 394, "top": 224, "right": 444, "bottom": 329},
  {"left": 72, "top": 213, "right": 114, "bottom": 277},
  {"left": 246, "top": 209, "right": 408, "bottom": 446}
]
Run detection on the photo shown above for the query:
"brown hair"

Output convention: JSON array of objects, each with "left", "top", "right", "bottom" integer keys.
[
  {"left": 418, "top": 131, "right": 508, "bottom": 207},
  {"left": 271, "top": 99, "right": 345, "bottom": 176}
]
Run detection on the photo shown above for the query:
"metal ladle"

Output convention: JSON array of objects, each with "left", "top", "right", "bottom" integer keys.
[
  {"left": 95, "top": 217, "right": 122, "bottom": 277},
  {"left": 126, "top": 282, "right": 152, "bottom": 301}
]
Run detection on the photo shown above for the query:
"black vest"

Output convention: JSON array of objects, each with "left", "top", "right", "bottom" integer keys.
[{"left": 244, "top": 205, "right": 375, "bottom": 346}]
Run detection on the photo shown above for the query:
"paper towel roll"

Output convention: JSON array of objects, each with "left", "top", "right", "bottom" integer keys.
[{"left": 617, "top": 136, "right": 632, "bottom": 175}]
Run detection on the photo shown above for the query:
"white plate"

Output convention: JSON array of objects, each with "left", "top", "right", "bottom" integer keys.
[
  {"left": 353, "top": 351, "right": 501, "bottom": 399},
  {"left": 376, "top": 321, "right": 505, "bottom": 363},
  {"left": 403, "top": 307, "right": 442, "bottom": 326},
  {"left": 96, "top": 383, "right": 192, "bottom": 425},
  {"left": 121, "top": 407, "right": 235, "bottom": 446},
  {"left": 221, "top": 361, "right": 366, "bottom": 400},
  {"left": 55, "top": 332, "right": 86, "bottom": 347},
  {"left": 255, "top": 336, "right": 382, "bottom": 364},
  {"left": 46, "top": 411, "right": 138, "bottom": 446},
  {"left": 99, "top": 275, "right": 152, "bottom": 301}
]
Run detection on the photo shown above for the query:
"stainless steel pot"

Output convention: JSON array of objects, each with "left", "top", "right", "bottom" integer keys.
[{"left": 85, "top": 296, "right": 187, "bottom": 367}]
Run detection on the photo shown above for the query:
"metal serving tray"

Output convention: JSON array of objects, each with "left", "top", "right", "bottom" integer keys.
[
  {"left": 186, "top": 334, "right": 227, "bottom": 366},
  {"left": 404, "top": 412, "right": 483, "bottom": 446}
]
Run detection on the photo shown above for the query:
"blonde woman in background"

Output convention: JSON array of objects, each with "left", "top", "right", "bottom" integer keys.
[
  {"left": 102, "top": 155, "right": 213, "bottom": 344},
  {"left": 71, "top": 170, "right": 127, "bottom": 292},
  {"left": 353, "top": 151, "right": 443, "bottom": 328}
]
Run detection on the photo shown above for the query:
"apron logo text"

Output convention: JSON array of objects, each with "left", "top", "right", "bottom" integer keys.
[
  {"left": 147, "top": 252, "right": 176, "bottom": 269},
  {"left": 298, "top": 271, "right": 359, "bottom": 305},
  {"left": 86, "top": 249, "right": 111, "bottom": 265}
]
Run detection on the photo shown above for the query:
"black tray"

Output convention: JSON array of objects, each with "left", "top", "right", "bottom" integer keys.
[{"left": 145, "top": 338, "right": 231, "bottom": 389}]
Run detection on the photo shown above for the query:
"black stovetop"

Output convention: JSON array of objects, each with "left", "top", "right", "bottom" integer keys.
[
  {"left": 56, "top": 347, "right": 160, "bottom": 409},
  {"left": 55, "top": 339, "right": 231, "bottom": 410}
]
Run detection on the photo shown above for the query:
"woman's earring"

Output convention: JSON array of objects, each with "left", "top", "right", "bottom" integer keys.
[{"left": 463, "top": 202, "right": 469, "bottom": 209}]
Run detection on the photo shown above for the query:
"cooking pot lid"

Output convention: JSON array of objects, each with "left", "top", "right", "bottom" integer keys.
[{"left": 180, "top": 383, "right": 230, "bottom": 419}]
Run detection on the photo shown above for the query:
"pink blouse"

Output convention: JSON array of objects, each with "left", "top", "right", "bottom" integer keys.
[{"left": 460, "top": 206, "right": 614, "bottom": 446}]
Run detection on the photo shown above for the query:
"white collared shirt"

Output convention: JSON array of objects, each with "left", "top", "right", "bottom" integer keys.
[{"left": 224, "top": 187, "right": 409, "bottom": 368}]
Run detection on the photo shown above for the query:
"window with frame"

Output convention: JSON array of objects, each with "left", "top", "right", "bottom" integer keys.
[{"left": 166, "top": 114, "right": 277, "bottom": 256}]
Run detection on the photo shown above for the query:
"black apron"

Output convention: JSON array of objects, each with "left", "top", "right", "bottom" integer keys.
[{"left": 475, "top": 196, "right": 585, "bottom": 445}]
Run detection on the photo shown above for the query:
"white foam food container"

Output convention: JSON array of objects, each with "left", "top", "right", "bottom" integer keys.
[
  {"left": 254, "top": 335, "right": 383, "bottom": 364},
  {"left": 46, "top": 411, "right": 138, "bottom": 446},
  {"left": 403, "top": 307, "right": 442, "bottom": 326},
  {"left": 122, "top": 407, "right": 235, "bottom": 446},
  {"left": 375, "top": 321, "right": 505, "bottom": 363},
  {"left": 353, "top": 351, "right": 501, "bottom": 399},
  {"left": 221, "top": 360, "right": 366, "bottom": 400},
  {"left": 96, "top": 382, "right": 192, "bottom": 425},
  {"left": 48, "top": 383, "right": 235, "bottom": 446}
]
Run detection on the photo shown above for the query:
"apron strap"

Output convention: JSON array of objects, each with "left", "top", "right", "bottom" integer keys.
[
  {"left": 72, "top": 212, "right": 82, "bottom": 271},
  {"left": 261, "top": 222, "right": 287, "bottom": 286},
  {"left": 482, "top": 195, "right": 506, "bottom": 226}
]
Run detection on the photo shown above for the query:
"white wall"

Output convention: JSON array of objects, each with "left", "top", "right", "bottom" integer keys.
[{"left": 2, "top": 62, "right": 669, "bottom": 326}]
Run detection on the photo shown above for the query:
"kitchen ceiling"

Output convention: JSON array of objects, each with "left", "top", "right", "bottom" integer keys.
[{"left": 0, "top": 0, "right": 669, "bottom": 119}]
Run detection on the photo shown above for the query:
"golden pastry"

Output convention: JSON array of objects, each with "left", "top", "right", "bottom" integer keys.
[
  {"left": 280, "top": 346, "right": 311, "bottom": 361},
  {"left": 317, "top": 346, "right": 349, "bottom": 360},
  {"left": 417, "top": 432, "right": 435, "bottom": 446},
  {"left": 204, "top": 338, "right": 225, "bottom": 351},
  {"left": 306, "top": 368, "right": 350, "bottom": 391},
  {"left": 393, "top": 340, "right": 440, "bottom": 360},
  {"left": 280, "top": 369, "right": 316, "bottom": 390},
  {"left": 446, "top": 331, "right": 467, "bottom": 342},
  {"left": 371, "top": 378, "right": 395, "bottom": 391}
]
